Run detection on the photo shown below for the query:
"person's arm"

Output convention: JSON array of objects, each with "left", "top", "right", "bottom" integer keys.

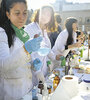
[
  {"left": 67, "top": 41, "right": 82, "bottom": 49},
  {"left": 0, "top": 28, "right": 31, "bottom": 72},
  {"left": 52, "top": 30, "right": 68, "bottom": 53},
  {"left": 48, "top": 30, "right": 68, "bottom": 61}
]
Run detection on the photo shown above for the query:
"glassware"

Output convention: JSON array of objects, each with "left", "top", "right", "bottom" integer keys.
[
  {"left": 32, "top": 87, "right": 38, "bottom": 100},
  {"left": 34, "top": 31, "right": 50, "bottom": 56},
  {"left": 37, "top": 33, "right": 50, "bottom": 56},
  {"left": 38, "top": 47, "right": 50, "bottom": 56},
  {"left": 53, "top": 74, "right": 60, "bottom": 91}
]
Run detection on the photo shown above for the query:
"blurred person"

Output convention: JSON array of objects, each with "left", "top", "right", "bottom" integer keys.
[
  {"left": 52, "top": 17, "right": 83, "bottom": 60},
  {"left": 24, "top": 5, "right": 57, "bottom": 83},
  {"left": 0, "top": 0, "right": 42, "bottom": 99},
  {"left": 49, "top": 13, "right": 62, "bottom": 48}
]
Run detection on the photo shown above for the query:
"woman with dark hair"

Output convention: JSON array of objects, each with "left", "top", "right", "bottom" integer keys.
[
  {"left": 0, "top": 0, "right": 42, "bottom": 99},
  {"left": 52, "top": 17, "right": 82, "bottom": 60}
]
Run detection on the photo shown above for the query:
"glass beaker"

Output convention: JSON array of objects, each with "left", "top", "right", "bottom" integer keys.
[{"left": 37, "top": 34, "right": 50, "bottom": 56}]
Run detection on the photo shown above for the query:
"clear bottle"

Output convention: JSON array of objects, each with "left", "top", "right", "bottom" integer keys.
[
  {"left": 47, "top": 60, "right": 53, "bottom": 73},
  {"left": 53, "top": 74, "right": 60, "bottom": 91},
  {"left": 38, "top": 88, "right": 42, "bottom": 100},
  {"left": 42, "top": 83, "right": 48, "bottom": 100},
  {"left": 80, "top": 49, "right": 83, "bottom": 58},
  {"left": 32, "top": 87, "right": 38, "bottom": 100},
  {"left": 65, "top": 62, "right": 69, "bottom": 75},
  {"left": 60, "top": 56, "right": 66, "bottom": 67},
  {"left": 65, "top": 57, "right": 70, "bottom": 75},
  {"left": 69, "top": 67, "right": 74, "bottom": 75}
]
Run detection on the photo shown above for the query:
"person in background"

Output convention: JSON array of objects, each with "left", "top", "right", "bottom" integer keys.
[
  {"left": 24, "top": 5, "right": 57, "bottom": 84},
  {"left": 52, "top": 17, "right": 83, "bottom": 61},
  {"left": 0, "top": 0, "right": 42, "bottom": 99},
  {"left": 49, "top": 13, "right": 62, "bottom": 48},
  {"left": 25, "top": 9, "right": 33, "bottom": 25},
  {"left": 55, "top": 13, "right": 62, "bottom": 33}
]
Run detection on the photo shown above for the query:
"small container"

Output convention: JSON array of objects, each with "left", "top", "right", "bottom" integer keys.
[
  {"left": 47, "top": 60, "right": 53, "bottom": 73},
  {"left": 53, "top": 69, "right": 60, "bottom": 76},
  {"left": 53, "top": 74, "right": 60, "bottom": 91},
  {"left": 80, "top": 49, "right": 83, "bottom": 58},
  {"left": 32, "top": 87, "right": 38, "bottom": 100},
  {"left": 65, "top": 62, "right": 69, "bottom": 75},
  {"left": 47, "top": 85, "right": 52, "bottom": 94},
  {"left": 38, "top": 81, "right": 44, "bottom": 94}
]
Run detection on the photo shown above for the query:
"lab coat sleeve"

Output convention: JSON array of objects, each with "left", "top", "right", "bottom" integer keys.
[
  {"left": 52, "top": 30, "right": 68, "bottom": 55},
  {"left": 0, "top": 28, "right": 31, "bottom": 73},
  {"left": 47, "top": 50, "right": 56, "bottom": 61},
  {"left": 24, "top": 22, "right": 42, "bottom": 38}
]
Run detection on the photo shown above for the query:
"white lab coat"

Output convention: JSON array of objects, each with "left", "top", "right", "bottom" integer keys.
[
  {"left": 52, "top": 29, "right": 77, "bottom": 57},
  {"left": 50, "top": 29, "right": 77, "bottom": 68},
  {"left": 0, "top": 27, "right": 33, "bottom": 100},
  {"left": 24, "top": 22, "right": 54, "bottom": 79}
]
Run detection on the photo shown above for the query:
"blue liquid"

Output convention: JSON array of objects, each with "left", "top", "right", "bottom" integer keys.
[{"left": 38, "top": 48, "right": 50, "bottom": 56}]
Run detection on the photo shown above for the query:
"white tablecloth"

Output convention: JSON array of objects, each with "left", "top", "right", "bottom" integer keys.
[{"left": 22, "top": 60, "right": 90, "bottom": 100}]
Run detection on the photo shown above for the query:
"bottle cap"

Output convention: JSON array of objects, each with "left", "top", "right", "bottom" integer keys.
[{"left": 47, "top": 61, "right": 51, "bottom": 66}]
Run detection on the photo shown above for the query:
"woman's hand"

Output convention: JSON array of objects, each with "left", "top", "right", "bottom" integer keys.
[
  {"left": 24, "top": 36, "right": 42, "bottom": 53},
  {"left": 56, "top": 54, "right": 64, "bottom": 61},
  {"left": 33, "top": 58, "right": 42, "bottom": 71},
  {"left": 68, "top": 42, "right": 82, "bottom": 49}
]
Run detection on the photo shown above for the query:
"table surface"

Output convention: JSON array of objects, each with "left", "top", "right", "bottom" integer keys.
[{"left": 22, "top": 60, "right": 90, "bottom": 100}]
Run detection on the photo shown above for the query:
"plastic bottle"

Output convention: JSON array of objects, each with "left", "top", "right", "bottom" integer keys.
[
  {"left": 65, "top": 62, "right": 69, "bottom": 75},
  {"left": 80, "top": 49, "right": 83, "bottom": 58},
  {"left": 69, "top": 67, "right": 74, "bottom": 75},
  {"left": 38, "top": 88, "right": 42, "bottom": 100},
  {"left": 60, "top": 56, "right": 66, "bottom": 67}
]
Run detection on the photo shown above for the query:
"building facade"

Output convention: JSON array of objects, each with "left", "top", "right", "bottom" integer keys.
[{"left": 52, "top": 0, "right": 90, "bottom": 31}]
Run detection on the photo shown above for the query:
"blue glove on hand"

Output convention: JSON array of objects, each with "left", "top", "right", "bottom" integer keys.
[
  {"left": 33, "top": 58, "right": 42, "bottom": 71},
  {"left": 24, "top": 37, "right": 42, "bottom": 53}
]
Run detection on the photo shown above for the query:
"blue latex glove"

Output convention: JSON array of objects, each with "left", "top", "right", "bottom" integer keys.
[
  {"left": 33, "top": 58, "right": 42, "bottom": 71},
  {"left": 24, "top": 37, "right": 42, "bottom": 53}
]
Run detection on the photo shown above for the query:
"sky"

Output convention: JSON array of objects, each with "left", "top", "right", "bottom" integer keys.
[
  {"left": 27, "top": 0, "right": 90, "bottom": 10},
  {"left": 66, "top": 0, "right": 90, "bottom": 3},
  {"left": 27, "top": 0, "right": 56, "bottom": 10}
]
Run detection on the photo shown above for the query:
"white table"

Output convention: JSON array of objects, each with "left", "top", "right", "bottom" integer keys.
[{"left": 22, "top": 60, "right": 90, "bottom": 100}]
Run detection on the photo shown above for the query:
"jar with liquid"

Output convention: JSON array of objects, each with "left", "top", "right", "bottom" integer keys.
[
  {"left": 53, "top": 74, "right": 60, "bottom": 91},
  {"left": 38, "top": 81, "right": 44, "bottom": 94},
  {"left": 47, "top": 85, "right": 52, "bottom": 94}
]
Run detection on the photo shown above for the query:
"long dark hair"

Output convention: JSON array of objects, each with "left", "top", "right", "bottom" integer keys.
[
  {"left": 31, "top": 5, "right": 56, "bottom": 32},
  {"left": 65, "top": 17, "right": 77, "bottom": 45},
  {"left": 0, "top": 0, "right": 27, "bottom": 47}
]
